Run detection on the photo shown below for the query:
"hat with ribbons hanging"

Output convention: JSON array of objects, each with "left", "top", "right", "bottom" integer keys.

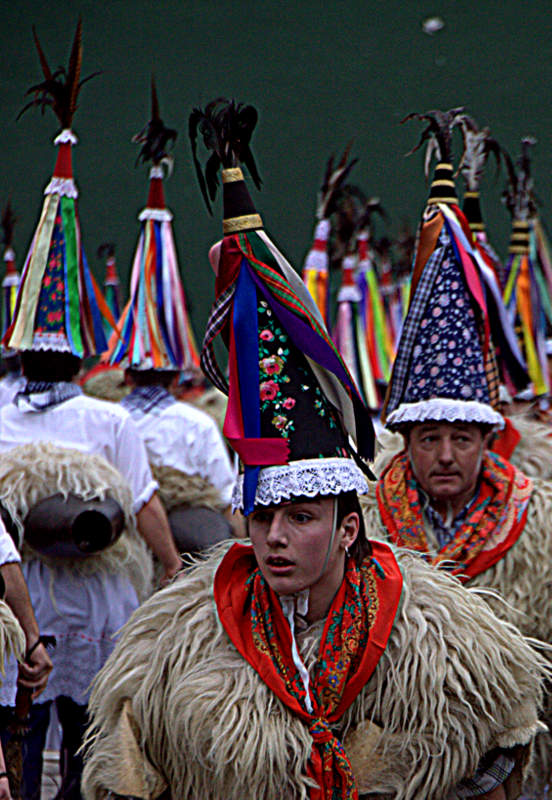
[
  {"left": 107, "top": 79, "right": 199, "bottom": 372},
  {"left": 190, "top": 99, "right": 374, "bottom": 515},
  {"left": 1, "top": 200, "right": 20, "bottom": 356},
  {"left": 3, "top": 21, "right": 115, "bottom": 358},
  {"left": 383, "top": 108, "right": 528, "bottom": 429}
]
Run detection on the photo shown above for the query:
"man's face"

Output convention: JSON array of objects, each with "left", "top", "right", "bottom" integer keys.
[{"left": 407, "top": 422, "right": 489, "bottom": 506}]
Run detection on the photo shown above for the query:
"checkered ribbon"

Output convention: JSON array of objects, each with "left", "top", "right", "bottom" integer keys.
[
  {"left": 384, "top": 232, "right": 449, "bottom": 416},
  {"left": 200, "top": 281, "right": 236, "bottom": 394}
]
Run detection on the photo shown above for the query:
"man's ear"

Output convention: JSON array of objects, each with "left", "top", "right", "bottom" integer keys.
[{"left": 340, "top": 512, "right": 359, "bottom": 550}]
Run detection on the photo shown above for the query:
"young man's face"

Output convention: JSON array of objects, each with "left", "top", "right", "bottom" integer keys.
[
  {"left": 248, "top": 497, "right": 358, "bottom": 604},
  {"left": 407, "top": 422, "right": 490, "bottom": 507}
]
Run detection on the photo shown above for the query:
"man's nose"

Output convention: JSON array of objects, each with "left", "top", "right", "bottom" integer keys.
[
  {"left": 437, "top": 438, "right": 454, "bottom": 463},
  {"left": 266, "top": 512, "right": 287, "bottom": 545}
]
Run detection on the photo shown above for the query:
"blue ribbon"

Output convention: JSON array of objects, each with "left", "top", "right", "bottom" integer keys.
[{"left": 233, "top": 259, "right": 261, "bottom": 514}]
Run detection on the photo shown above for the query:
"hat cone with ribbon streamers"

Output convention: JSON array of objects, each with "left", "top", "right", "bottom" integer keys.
[
  {"left": 502, "top": 138, "right": 552, "bottom": 397},
  {"left": 190, "top": 99, "right": 374, "bottom": 515},
  {"left": 383, "top": 108, "right": 528, "bottom": 429},
  {"left": 4, "top": 21, "right": 115, "bottom": 358},
  {"left": 302, "top": 147, "right": 357, "bottom": 328},
  {"left": 458, "top": 116, "right": 505, "bottom": 279},
  {"left": 1, "top": 200, "right": 20, "bottom": 355},
  {"left": 97, "top": 242, "right": 121, "bottom": 337},
  {"left": 108, "top": 79, "right": 199, "bottom": 371}
]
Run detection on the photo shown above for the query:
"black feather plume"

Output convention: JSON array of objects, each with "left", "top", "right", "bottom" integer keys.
[
  {"left": 132, "top": 76, "right": 177, "bottom": 169},
  {"left": 1, "top": 199, "right": 16, "bottom": 248},
  {"left": 18, "top": 19, "right": 100, "bottom": 128},
  {"left": 97, "top": 242, "right": 116, "bottom": 260},
  {"left": 402, "top": 107, "right": 468, "bottom": 176},
  {"left": 317, "top": 143, "right": 358, "bottom": 220},
  {"left": 188, "top": 98, "right": 261, "bottom": 215},
  {"left": 502, "top": 137, "right": 538, "bottom": 221}
]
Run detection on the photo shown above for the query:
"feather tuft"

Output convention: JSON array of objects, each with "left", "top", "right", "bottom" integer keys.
[
  {"left": 131, "top": 76, "right": 177, "bottom": 171},
  {"left": 1, "top": 199, "right": 17, "bottom": 248},
  {"left": 18, "top": 19, "right": 99, "bottom": 129},
  {"left": 401, "top": 107, "right": 468, "bottom": 177},
  {"left": 188, "top": 98, "right": 261, "bottom": 215}
]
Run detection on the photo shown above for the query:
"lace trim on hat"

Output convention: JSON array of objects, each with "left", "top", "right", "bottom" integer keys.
[
  {"left": 29, "top": 331, "right": 72, "bottom": 354},
  {"left": 232, "top": 457, "right": 370, "bottom": 512},
  {"left": 54, "top": 129, "right": 78, "bottom": 145},
  {"left": 138, "top": 208, "right": 173, "bottom": 222},
  {"left": 385, "top": 398, "right": 504, "bottom": 430},
  {"left": 44, "top": 177, "right": 78, "bottom": 198}
]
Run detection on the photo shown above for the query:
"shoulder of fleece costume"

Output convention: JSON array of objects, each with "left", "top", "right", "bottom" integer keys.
[
  {"left": 508, "top": 415, "right": 552, "bottom": 480},
  {"left": 340, "top": 549, "right": 547, "bottom": 799},
  {"left": 468, "top": 476, "right": 552, "bottom": 644},
  {"left": 82, "top": 541, "right": 313, "bottom": 800},
  {"left": 359, "top": 480, "right": 390, "bottom": 544}
]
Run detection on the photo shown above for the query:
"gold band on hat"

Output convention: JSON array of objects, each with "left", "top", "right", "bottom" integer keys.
[
  {"left": 464, "top": 191, "right": 480, "bottom": 198},
  {"left": 223, "top": 213, "right": 263, "bottom": 234},
  {"left": 431, "top": 179, "right": 456, "bottom": 188},
  {"left": 222, "top": 167, "right": 244, "bottom": 184},
  {"left": 470, "top": 222, "right": 484, "bottom": 231},
  {"left": 427, "top": 195, "right": 458, "bottom": 205}
]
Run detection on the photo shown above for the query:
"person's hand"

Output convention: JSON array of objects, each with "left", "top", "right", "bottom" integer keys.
[
  {"left": 0, "top": 774, "right": 11, "bottom": 800},
  {"left": 17, "top": 642, "right": 53, "bottom": 699},
  {"left": 160, "top": 557, "right": 183, "bottom": 587}
]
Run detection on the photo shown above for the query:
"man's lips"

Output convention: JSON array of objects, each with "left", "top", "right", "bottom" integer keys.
[{"left": 266, "top": 555, "right": 295, "bottom": 572}]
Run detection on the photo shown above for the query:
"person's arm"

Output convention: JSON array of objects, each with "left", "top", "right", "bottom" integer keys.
[
  {"left": 136, "top": 493, "right": 182, "bottom": 585},
  {"left": 0, "top": 740, "right": 11, "bottom": 800},
  {"left": 1, "top": 563, "right": 52, "bottom": 698}
]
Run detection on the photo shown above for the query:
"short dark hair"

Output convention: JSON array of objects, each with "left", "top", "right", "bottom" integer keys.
[
  {"left": 21, "top": 350, "right": 82, "bottom": 383},
  {"left": 126, "top": 368, "right": 179, "bottom": 388}
]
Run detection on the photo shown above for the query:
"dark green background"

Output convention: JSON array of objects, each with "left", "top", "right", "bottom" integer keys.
[{"left": 2, "top": 1, "right": 551, "bottom": 340}]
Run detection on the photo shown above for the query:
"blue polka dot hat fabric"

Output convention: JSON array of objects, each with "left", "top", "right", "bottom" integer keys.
[{"left": 403, "top": 239, "right": 490, "bottom": 406}]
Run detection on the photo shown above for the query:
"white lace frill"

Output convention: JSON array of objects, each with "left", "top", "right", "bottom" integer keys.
[
  {"left": 138, "top": 208, "right": 173, "bottom": 222},
  {"left": 53, "top": 129, "right": 78, "bottom": 146},
  {"left": 44, "top": 177, "right": 78, "bottom": 198},
  {"left": 3, "top": 248, "right": 15, "bottom": 263},
  {"left": 385, "top": 399, "right": 504, "bottom": 430},
  {"left": 232, "top": 457, "right": 370, "bottom": 511}
]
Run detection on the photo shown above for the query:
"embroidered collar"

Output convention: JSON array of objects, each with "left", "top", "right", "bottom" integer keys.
[
  {"left": 120, "top": 385, "right": 176, "bottom": 418},
  {"left": 14, "top": 380, "right": 82, "bottom": 412}
]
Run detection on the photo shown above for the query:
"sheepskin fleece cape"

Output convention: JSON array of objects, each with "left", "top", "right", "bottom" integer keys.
[
  {"left": 151, "top": 464, "right": 224, "bottom": 513},
  {"left": 82, "top": 542, "right": 546, "bottom": 800},
  {"left": 0, "top": 442, "right": 153, "bottom": 600},
  {"left": 0, "top": 600, "right": 24, "bottom": 676}
]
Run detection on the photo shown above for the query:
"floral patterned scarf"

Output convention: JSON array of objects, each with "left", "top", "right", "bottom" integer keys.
[
  {"left": 376, "top": 450, "right": 533, "bottom": 581},
  {"left": 214, "top": 541, "right": 403, "bottom": 800}
]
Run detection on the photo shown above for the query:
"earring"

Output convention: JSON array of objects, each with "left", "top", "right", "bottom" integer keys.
[{"left": 345, "top": 545, "right": 350, "bottom": 555}]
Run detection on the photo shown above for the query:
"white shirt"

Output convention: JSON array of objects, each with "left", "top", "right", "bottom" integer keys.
[
  {"left": 0, "top": 393, "right": 157, "bottom": 512},
  {"left": 124, "top": 393, "right": 236, "bottom": 506},
  {"left": 0, "top": 374, "right": 25, "bottom": 409},
  {"left": 0, "top": 517, "right": 20, "bottom": 565}
]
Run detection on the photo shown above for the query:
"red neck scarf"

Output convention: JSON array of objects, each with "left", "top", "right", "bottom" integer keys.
[
  {"left": 214, "top": 541, "right": 403, "bottom": 800},
  {"left": 376, "top": 450, "right": 533, "bottom": 581}
]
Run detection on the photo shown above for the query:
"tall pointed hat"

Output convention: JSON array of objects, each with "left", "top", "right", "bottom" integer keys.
[
  {"left": 4, "top": 21, "right": 115, "bottom": 357},
  {"left": 302, "top": 147, "right": 357, "bottom": 328},
  {"left": 108, "top": 79, "right": 199, "bottom": 371},
  {"left": 190, "top": 99, "right": 374, "bottom": 514},
  {"left": 502, "top": 138, "right": 552, "bottom": 396},
  {"left": 1, "top": 200, "right": 20, "bottom": 355},
  {"left": 97, "top": 242, "right": 121, "bottom": 335},
  {"left": 383, "top": 108, "right": 527, "bottom": 429}
]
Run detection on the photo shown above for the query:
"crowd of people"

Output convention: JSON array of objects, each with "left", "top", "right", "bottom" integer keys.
[{"left": 0, "top": 20, "right": 550, "bottom": 800}]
